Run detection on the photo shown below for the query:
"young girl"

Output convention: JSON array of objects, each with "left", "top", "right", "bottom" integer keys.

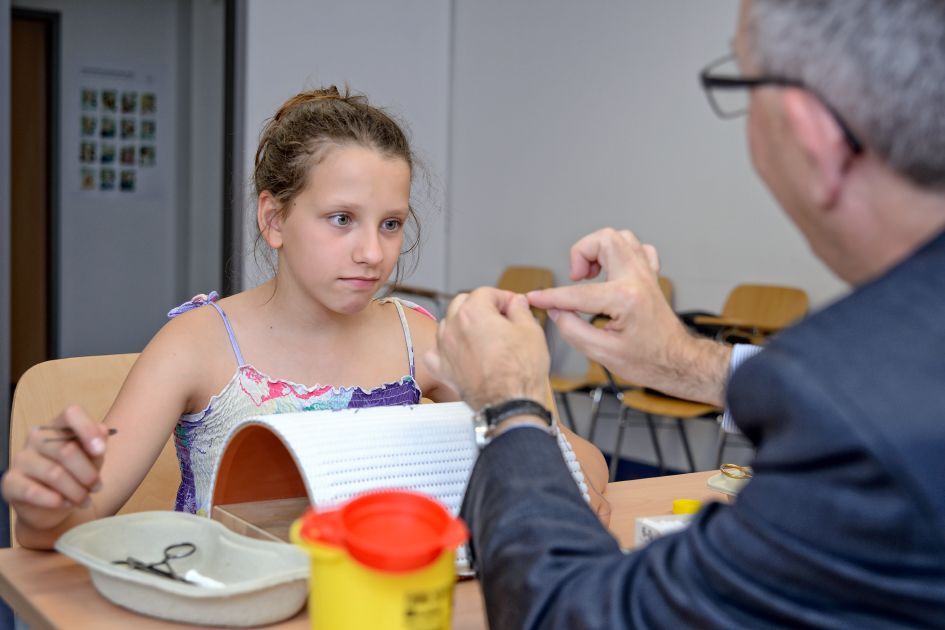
[{"left": 4, "top": 87, "right": 607, "bottom": 549}]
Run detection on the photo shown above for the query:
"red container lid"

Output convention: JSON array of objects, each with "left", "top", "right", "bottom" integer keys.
[{"left": 299, "top": 490, "right": 468, "bottom": 573}]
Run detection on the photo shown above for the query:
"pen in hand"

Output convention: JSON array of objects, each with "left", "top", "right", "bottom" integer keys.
[{"left": 39, "top": 425, "right": 118, "bottom": 443}]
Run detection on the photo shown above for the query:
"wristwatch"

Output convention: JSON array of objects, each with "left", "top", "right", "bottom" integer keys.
[{"left": 473, "top": 398, "right": 554, "bottom": 448}]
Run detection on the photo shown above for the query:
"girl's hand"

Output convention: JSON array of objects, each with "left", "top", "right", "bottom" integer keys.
[{"left": 1, "top": 406, "right": 110, "bottom": 531}]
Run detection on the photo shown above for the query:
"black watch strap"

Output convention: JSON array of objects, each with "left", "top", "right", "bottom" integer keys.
[{"left": 479, "top": 398, "right": 553, "bottom": 429}]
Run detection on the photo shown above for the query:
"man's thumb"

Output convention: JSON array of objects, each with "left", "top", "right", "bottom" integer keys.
[{"left": 552, "top": 311, "right": 609, "bottom": 362}]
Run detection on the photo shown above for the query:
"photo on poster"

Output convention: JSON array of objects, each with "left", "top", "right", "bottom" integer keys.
[
  {"left": 120, "top": 146, "right": 136, "bottom": 166},
  {"left": 81, "top": 88, "right": 97, "bottom": 110},
  {"left": 100, "top": 168, "right": 116, "bottom": 191},
  {"left": 141, "top": 93, "right": 156, "bottom": 115},
  {"left": 100, "top": 117, "right": 116, "bottom": 138},
  {"left": 102, "top": 90, "right": 117, "bottom": 112},
  {"left": 121, "top": 91, "right": 137, "bottom": 114},
  {"left": 81, "top": 116, "right": 97, "bottom": 136},
  {"left": 100, "top": 143, "right": 116, "bottom": 164},
  {"left": 140, "top": 119, "right": 156, "bottom": 140},
  {"left": 80, "top": 167, "right": 96, "bottom": 190},
  {"left": 120, "top": 169, "right": 136, "bottom": 192},
  {"left": 139, "top": 145, "right": 156, "bottom": 167},
  {"left": 80, "top": 142, "right": 97, "bottom": 163},
  {"left": 121, "top": 118, "right": 136, "bottom": 140}
]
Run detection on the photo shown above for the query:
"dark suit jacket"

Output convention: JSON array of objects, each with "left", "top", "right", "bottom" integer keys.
[{"left": 461, "top": 229, "right": 945, "bottom": 629}]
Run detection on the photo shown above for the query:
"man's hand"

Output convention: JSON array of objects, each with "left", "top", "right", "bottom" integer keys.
[
  {"left": 527, "top": 228, "right": 731, "bottom": 406},
  {"left": 425, "top": 288, "right": 549, "bottom": 411}
]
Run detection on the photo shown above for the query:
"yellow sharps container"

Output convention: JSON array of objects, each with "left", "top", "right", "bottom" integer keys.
[{"left": 291, "top": 490, "right": 468, "bottom": 630}]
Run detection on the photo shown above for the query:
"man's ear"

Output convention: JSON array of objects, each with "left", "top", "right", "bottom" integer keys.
[
  {"left": 257, "top": 191, "right": 285, "bottom": 249},
  {"left": 781, "top": 88, "right": 852, "bottom": 207}
]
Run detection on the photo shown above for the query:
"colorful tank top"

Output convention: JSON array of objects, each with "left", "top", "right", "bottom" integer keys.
[{"left": 167, "top": 292, "right": 433, "bottom": 515}]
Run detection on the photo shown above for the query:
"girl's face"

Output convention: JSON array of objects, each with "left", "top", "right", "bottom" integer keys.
[{"left": 269, "top": 144, "right": 411, "bottom": 314}]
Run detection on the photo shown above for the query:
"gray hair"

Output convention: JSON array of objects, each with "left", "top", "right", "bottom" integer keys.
[{"left": 748, "top": 0, "right": 945, "bottom": 190}]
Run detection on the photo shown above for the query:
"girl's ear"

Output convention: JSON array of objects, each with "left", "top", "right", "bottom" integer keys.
[{"left": 257, "top": 191, "right": 285, "bottom": 249}]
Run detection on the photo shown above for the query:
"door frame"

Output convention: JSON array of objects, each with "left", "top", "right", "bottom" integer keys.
[{"left": 11, "top": 7, "right": 61, "bottom": 360}]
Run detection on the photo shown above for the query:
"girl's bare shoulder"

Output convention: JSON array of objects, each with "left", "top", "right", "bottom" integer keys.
[{"left": 144, "top": 293, "right": 247, "bottom": 368}]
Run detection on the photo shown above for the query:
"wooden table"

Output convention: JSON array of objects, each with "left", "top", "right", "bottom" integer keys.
[{"left": 0, "top": 471, "right": 718, "bottom": 629}]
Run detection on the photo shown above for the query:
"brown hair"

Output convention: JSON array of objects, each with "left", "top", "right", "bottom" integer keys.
[{"left": 253, "top": 86, "right": 421, "bottom": 281}]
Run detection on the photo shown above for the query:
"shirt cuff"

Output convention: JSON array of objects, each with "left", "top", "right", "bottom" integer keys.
[{"left": 719, "top": 343, "right": 764, "bottom": 433}]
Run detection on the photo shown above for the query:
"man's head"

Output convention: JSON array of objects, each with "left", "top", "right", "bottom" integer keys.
[{"left": 733, "top": 0, "right": 945, "bottom": 283}]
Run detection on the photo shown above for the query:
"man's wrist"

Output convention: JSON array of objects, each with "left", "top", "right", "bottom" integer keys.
[
  {"left": 653, "top": 333, "right": 731, "bottom": 406},
  {"left": 683, "top": 336, "right": 731, "bottom": 406},
  {"left": 469, "top": 387, "right": 547, "bottom": 412},
  {"left": 474, "top": 398, "right": 554, "bottom": 447}
]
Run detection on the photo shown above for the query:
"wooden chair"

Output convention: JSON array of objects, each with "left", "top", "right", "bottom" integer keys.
[
  {"left": 693, "top": 283, "right": 809, "bottom": 342},
  {"left": 8, "top": 354, "right": 178, "bottom": 544},
  {"left": 610, "top": 283, "right": 807, "bottom": 480},
  {"left": 495, "top": 266, "right": 554, "bottom": 326},
  {"left": 613, "top": 389, "right": 721, "bottom": 480}
]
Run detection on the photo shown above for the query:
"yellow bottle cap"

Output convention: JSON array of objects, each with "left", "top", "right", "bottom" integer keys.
[{"left": 672, "top": 499, "right": 702, "bottom": 515}]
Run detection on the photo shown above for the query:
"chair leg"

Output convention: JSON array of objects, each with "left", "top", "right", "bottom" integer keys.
[
  {"left": 611, "top": 405, "right": 633, "bottom": 482},
  {"left": 715, "top": 428, "right": 729, "bottom": 469},
  {"left": 645, "top": 413, "right": 665, "bottom": 476},
  {"left": 676, "top": 418, "right": 696, "bottom": 472},
  {"left": 556, "top": 392, "right": 576, "bottom": 431},
  {"left": 586, "top": 387, "right": 604, "bottom": 442}
]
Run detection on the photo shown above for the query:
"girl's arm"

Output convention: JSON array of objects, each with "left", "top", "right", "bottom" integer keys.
[
  {"left": 557, "top": 423, "right": 611, "bottom": 525},
  {"left": 405, "top": 306, "right": 461, "bottom": 403},
  {"left": 3, "top": 311, "right": 213, "bottom": 549}
]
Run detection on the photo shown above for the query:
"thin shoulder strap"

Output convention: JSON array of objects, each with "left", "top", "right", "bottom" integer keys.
[
  {"left": 389, "top": 298, "right": 416, "bottom": 379},
  {"left": 206, "top": 301, "right": 246, "bottom": 367}
]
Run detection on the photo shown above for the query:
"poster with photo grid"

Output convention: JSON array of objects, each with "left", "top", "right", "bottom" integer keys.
[{"left": 78, "top": 73, "right": 158, "bottom": 196}]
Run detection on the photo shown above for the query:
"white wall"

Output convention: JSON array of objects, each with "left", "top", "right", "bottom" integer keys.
[
  {"left": 240, "top": 0, "right": 452, "bottom": 291},
  {"left": 446, "top": 1, "right": 845, "bottom": 469},
  {"left": 448, "top": 0, "right": 846, "bottom": 330},
  {"left": 13, "top": 0, "right": 183, "bottom": 356},
  {"left": 183, "top": 0, "right": 225, "bottom": 297},
  {"left": 10, "top": 0, "right": 225, "bottom": 358}
]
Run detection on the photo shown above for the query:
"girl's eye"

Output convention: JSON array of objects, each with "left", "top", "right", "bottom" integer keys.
[
  {"left": 329, "top": 214, "right": 351, "bottom": 227},
  {"left": 382, "top": 219, "right": 403, "bottom": 232}
]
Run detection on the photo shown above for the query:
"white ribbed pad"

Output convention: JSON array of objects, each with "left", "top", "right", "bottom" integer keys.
[
  {"left": 210, "top": 402, "right": 589, "bottom": 513},
  {"left": 209, "top": 402, "right": 589, "bottom": 572}
]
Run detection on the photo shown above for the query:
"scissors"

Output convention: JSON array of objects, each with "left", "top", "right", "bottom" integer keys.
[{"left": 113, "top": 542, "right": 196, "bottom": 584}]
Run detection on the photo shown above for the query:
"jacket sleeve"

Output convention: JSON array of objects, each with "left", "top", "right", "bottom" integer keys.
[
  {"left": 461, "top": 427, "right": 751, "bottom": 629},
  {"left": 461, "top": 346, "right": 945, "bottom": 629}
]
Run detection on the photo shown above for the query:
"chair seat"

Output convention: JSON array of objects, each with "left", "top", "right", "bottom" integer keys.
[{"left": 621, "top": 389, "right": 720, "bottom": 418}]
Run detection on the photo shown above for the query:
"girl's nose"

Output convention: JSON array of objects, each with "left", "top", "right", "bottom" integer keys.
[{"left": 353, "top": 230, "right": 384, "bottom": 265}]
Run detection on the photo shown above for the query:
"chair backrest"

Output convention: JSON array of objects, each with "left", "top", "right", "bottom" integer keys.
[
  {"left": 658, "top": 276, "right": 674, "bottom": 309},
  {"left": 497, "top": 266, "right": 555, "bottom": 326},
  {"left": 9, "top": 354, "right": 179, "bottom": 542},
  {"left": 721, "top": 284, "right": 809, "bottom": 330},
  {"left": 496, "top": 266, "right": 554, "bottom": 295}
]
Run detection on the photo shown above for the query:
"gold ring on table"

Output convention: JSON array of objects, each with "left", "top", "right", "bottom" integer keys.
[{"left": 720, "top": 463, "right": 752, "bottom": 480}]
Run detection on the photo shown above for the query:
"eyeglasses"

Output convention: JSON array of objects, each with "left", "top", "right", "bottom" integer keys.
[{"left": 700, "top": 53, "right": 863, "bottom": 154}]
